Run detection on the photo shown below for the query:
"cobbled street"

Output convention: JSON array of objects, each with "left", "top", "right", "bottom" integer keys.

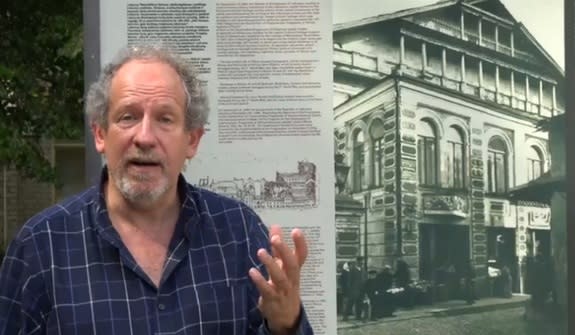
[{"left": 338, "top": 307, "right": 566, "bottom": 335}]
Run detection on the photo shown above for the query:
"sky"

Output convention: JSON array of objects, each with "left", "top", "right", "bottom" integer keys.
[{"left": 333, "top": 0, "right": 564, "bottom": 69}]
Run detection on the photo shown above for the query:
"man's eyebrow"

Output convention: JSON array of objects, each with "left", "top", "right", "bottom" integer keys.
[
  {"left": 155, "top": 102, "right": 181, "bottom": 112},
  {"left": 114, "top": 100, "right": 140, "bottom": 108}
]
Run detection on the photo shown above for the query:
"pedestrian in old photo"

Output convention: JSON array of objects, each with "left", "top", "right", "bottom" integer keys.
[
  {"left": 342, "top": 257, "right": 366, "bottom": 321},
  {"left": 377, "top": 265, "right": 396, "bottom": 318},
  {"left": 362, "top": 269, "right": 380, "bottom": 321},
  {"left": 394, "top": 258, "right": 413, "bottom": 308},
  {"left": 463, "top": 260, "right": 477, "bottom": 305}
]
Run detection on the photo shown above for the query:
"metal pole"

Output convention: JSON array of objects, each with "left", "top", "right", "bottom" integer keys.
[
  {"left": 364, "top": 192, "right": 370, "bottom": 271},
  {"left": 2, "top": 166, "right": 6, "bottom": 248},
  {"left": 83, "top": 0, "right": 103, "bottom": 187}
]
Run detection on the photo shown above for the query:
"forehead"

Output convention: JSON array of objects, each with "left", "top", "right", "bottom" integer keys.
[{"left": 109, "top": 59, "right": 186, "bottom": 105}]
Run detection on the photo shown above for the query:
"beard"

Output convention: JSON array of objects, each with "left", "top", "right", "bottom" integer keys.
[{"left": 109, "top": 150, "right": 170, "bottom": 205}]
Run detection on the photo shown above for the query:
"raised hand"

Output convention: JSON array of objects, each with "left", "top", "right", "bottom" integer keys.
[{"left": 249, "top": 225, "right": 308, "bottom": 334}]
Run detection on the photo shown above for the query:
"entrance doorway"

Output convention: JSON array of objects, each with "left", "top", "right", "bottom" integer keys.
[
  {"left": 419, "top": 223, "right": 470, "bottom": 299},
  {"left": 486, "top": 227, "right": 518, "bottom": 292},
  {"left": 527, "top": 229, "right": 550, "bottom": 258}
]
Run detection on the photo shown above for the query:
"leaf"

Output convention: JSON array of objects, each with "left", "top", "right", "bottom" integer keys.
[{"left": 0, "top": 0, "right": 84, "bottom": 183}]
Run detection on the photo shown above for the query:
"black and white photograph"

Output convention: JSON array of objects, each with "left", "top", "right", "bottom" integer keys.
[
  {"left": 0, "top": 0, "right": 571, "bottom": 334},
  {"left": 332, "top": 0, "right": 567, "bottom": 334}
]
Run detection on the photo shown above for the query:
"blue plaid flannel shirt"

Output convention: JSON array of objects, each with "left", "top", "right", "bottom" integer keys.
[{"left": 0, "top": 171, "right": 313, "bottom": 334}]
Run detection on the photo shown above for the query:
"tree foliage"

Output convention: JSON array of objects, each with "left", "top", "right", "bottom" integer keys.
[{"left": 0, "top": 0, "right": 84, "bottom": 182}]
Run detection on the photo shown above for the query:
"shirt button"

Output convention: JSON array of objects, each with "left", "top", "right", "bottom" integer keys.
[{"left": 158, "top": 303, "right": 166, "bottom": 311}]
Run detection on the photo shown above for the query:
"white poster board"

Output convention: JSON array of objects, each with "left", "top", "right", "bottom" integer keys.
[{"left": 99, "top": 1, "right": 335, "bottom": 334}]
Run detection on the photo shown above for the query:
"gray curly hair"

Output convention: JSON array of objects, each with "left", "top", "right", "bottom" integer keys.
[{"left": 85, "top": 44, "right": 209, "bottom": 130}]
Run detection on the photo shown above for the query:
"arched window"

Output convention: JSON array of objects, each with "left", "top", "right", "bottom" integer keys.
[
  {"left": 446, "top": 126, "right": 465, "bottom": 188},
  {"left": 418, "top": 119, "right": 438, "bottom": 185},
  {"left": 353, "top": 130, "right": 366, "bottom": 191},
  {"left": 527, "top": 146, "right": 544, "bottom": 181},
  {"left": 370, "top": 119, "right": 385, "bottom": 187},
  {"left": 487, "top": 136, "right": 508, "bottom": 193}
]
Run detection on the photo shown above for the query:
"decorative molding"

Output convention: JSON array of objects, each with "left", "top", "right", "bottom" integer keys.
[{"left": 422, "top": 194, "right": 468, "bottom": 218}]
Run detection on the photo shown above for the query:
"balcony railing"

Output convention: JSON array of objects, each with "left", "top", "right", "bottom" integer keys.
[
  {"left": 334, "top": 47, "right": 378, "bottom": 72},
  {"left": 397, "top": 63, "right": 562, "bottom": 115},
  {"left": 481, "top": 88, "right": 497, "bottom": 102},
  {"left": 463, "top": 30, "right": 480, "bottom": 45},
  {"left": 498, "top": 92, "right": 512, "bottom": 106},
  {"left": 416, "top": 19, "right": 539, "bottom": 64},
  {"left": 420, "top": 18, "right": 461, "bottom": 39},
  {"left": 442, "top": 76, "right": 460, "bottom": 91}
]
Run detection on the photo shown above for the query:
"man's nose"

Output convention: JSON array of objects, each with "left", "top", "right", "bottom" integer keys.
[{"left": 133, "top": 115, "right": 157, "bottom": 149}]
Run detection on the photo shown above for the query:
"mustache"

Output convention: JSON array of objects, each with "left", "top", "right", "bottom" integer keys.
[{"left": 123, "top": 152, "right": 163, "bottom": 165}]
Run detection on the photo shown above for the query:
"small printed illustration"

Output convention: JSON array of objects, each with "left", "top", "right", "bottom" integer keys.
[{"left": 197, "top": 161, "right": 318, "bottom": 209}]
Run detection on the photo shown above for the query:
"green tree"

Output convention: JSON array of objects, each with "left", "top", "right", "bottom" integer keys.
[{"left": 0, "top": 0, "right": 84, "bottom": 183}]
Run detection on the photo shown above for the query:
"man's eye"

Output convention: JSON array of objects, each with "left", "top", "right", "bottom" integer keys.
[
  {"left": 119, "top": 114, "right": 136, "bottom": 122},
  {"left": 160, "top": 117, "right": 173, "bottom": 124}
]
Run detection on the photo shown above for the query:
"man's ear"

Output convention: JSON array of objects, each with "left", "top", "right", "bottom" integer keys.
[
  {"left": 92, "top": 123, "right": 106, "bottom": 154},
  {"left": 186, "top": 127, "right": 205, "bottom": 159}
]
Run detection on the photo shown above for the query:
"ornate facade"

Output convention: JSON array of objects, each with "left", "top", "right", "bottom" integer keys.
[{"left": 333, "top": 0, "right": 563, "bottom": 296}]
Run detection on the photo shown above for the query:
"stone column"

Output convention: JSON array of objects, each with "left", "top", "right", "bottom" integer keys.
[
  {"left": 552, "top": 85, "right": 557, "bottom": 115},
  {"left": 469, "top": 122, "right": 488, "bottom": 296},
  {"left": 510, "top": 71, "right": 515, "bottom": 108},
  {"left": 441, "top": 48, "right": 447, "bottom": 85},
  {"left": 478, "top": 60, "right": 484, "bottom": 96},
  {"left": 400, "top": 35, "right": 405, "bottom": 66},
  {"left": 421, "top": 42, "right": 427, "bottom": 72},
  {"left": 460, "top": 10, "right": 465, "bottom": 39},
  {"left": 510, "top": 31, "right": 515, "bottom": 56},
  {"left": 525, "top": 75, "right": 530, "bottom": 112},
  {"left": 538, "top": 79, "right": 544, "bottom": 116},
  {"left": 495, "top": 25, "right": 499, "bottom": 51},
  {"left": 495, "top": 65, "right": 500, "bottom": 102},
  {"left": 461, "top": 54, "right": 466, "bottom": 81},
  {"left": 398, "top": 100, "right": 420, "bottom": 278},
  {"left": 478, "top": 18, "right": 483, "bottom": 46}
]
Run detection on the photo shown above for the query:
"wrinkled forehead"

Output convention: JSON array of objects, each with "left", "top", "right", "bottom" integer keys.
[
  {"left": 111, "top": 59, "right": 182, "bottom": 87},
  {"left": 108, "top": 59, "right": 187, "bottom": 105}
]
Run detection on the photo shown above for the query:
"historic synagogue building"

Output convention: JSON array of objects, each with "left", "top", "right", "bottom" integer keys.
[{"left": 333, "top": 0, "right": 563, "bottom": 295}]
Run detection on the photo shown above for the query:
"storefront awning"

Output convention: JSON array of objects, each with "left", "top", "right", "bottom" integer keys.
[{"left": 507, "top": 171, "right": 564, "bottom": 204}]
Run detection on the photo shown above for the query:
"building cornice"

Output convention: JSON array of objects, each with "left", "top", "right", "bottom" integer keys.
[
  {"left": 400, "top": 22, "right": 562, "bottom": 83},
  {"left": 396, "top": 75, "right": 548, "bottom": 124}
]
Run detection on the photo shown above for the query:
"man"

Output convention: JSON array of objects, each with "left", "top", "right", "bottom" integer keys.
[
  {"left": 361, "top": 270, "right": 379, "bottom": 321},
  {"left": 0, "top": 45, "right": 313, "bottom": 334},
  {"left": 342, "top": 257, "right": 365, "bottom": 321},
  {"left": 463, "top": 259, "right": 477, "bottom": 304},
  {"left": 376, "top": 265, "right": 395, "bottom": 318}
]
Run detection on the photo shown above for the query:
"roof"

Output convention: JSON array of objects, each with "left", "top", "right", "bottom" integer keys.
[
  {"left": 536, "top": 113, "right": 565, "bottom": 131},
  {"left": 507, "top": 171, "right": 564, "bottom": 203},
  {"left": 516, "top": 23, "right": 564, "bottom": 76},
  {"left": 333, "top": 0, "right": 564, "bottom": 76},
  {"left": 333, "top": 0, "right": 457, "bottom": 32}
]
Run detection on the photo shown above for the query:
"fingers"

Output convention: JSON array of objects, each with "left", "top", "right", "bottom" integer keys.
[
  {"left": 271, "top": 235, "right": 300, "bottom": 285},
  {"left": 249, "top": 267, "right": 276, "bottom": 298},
  {"left": 268, "top": 225, "right": 284, "bottom": 258},
  {"left": 269, "top": 224, "right": 283, "bottom": 241},
  {"left": 268, "top": 225, "right": 307, "bottom": 266},
  {"left": 291, "top": 228, "right": 308, "bottom": 267},
  {"left": 267, "top": 225, "right": 308, "bottom": 282},
  {"left": 254, "top": 224, "right": 308, "bottom": 297},
  {"left": 256, "top": 248, "right": 291, "bottom": 293}
]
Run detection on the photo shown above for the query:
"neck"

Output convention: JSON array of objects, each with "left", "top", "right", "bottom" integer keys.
[{"left": 104, "top": 180, "right": 181, "bottom": 232}]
